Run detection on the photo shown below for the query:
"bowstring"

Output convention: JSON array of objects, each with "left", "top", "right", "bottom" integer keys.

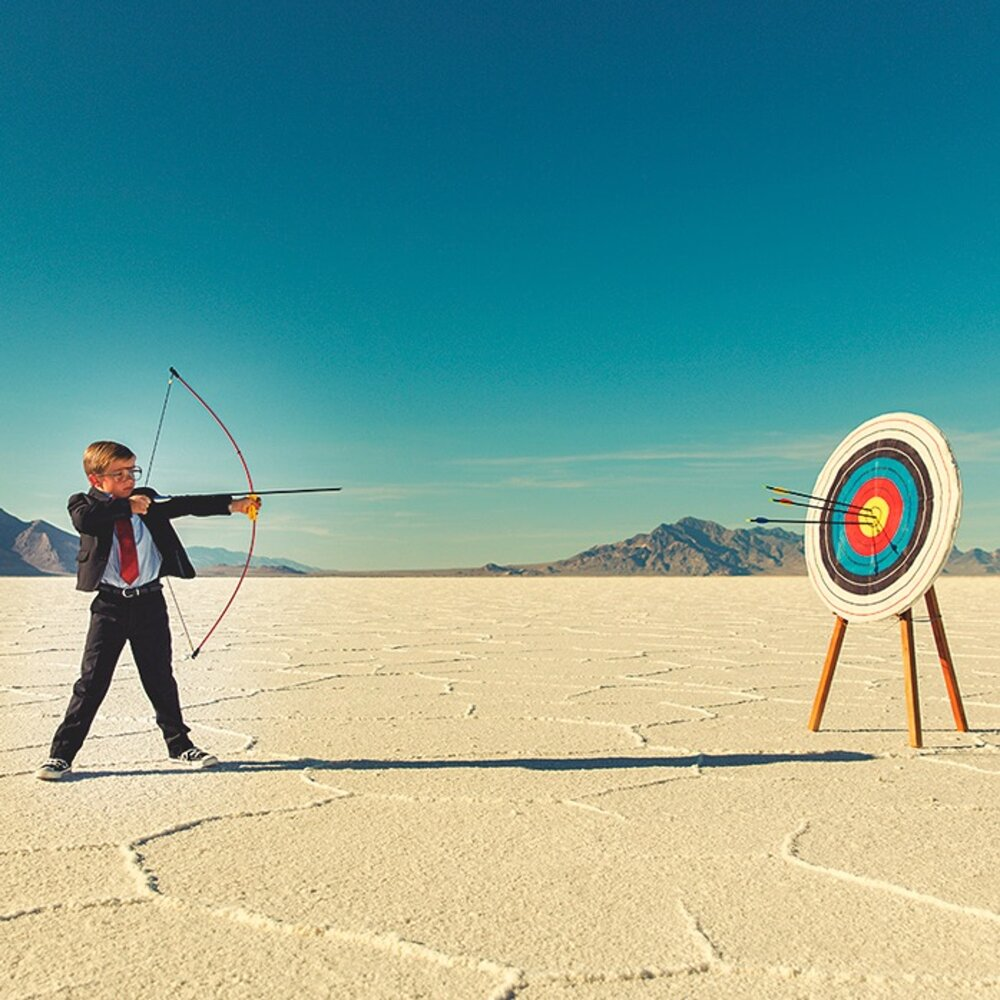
[
  {"left": 147, "top": 373, "right": 174, "bottom": 477},
  {"left": 145, "top": 372, "right": 196, "bottom": 659}
]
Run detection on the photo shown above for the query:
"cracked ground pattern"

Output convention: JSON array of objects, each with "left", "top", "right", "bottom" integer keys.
[{"left": 2, "top": 577, "right": 1000, "bottom": 998}]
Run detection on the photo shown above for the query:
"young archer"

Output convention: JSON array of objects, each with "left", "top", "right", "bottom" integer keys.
[{"left": 36, "top": 440, "right": 259, "bottom": 780}]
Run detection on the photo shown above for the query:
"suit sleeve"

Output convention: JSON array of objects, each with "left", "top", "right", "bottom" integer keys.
[
  {"left": 146, "top": 491, "right": 233, "bottom": 519},
  {"left": 68, "top": 492, "right": 132, "bottom": 534}
]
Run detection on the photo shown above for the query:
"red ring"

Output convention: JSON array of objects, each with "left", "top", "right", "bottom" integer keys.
[{"left": 843, "top": 477, "right": 903, "bottom": 557}]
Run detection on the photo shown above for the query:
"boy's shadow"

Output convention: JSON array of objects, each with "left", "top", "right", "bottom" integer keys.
[
  {"left": 223, "top": 749, "right": 876, "bottom": 771},
  {"left": 76, "top": 749, "right": 874, "bottom": 779}
]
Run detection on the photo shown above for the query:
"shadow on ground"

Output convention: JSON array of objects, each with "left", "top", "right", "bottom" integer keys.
[
  {"left": 71, "top": 749, "right": 876, "bottom": 779},
  {"left": 231, "top": 750, "right": 876, "bottom": 771}
]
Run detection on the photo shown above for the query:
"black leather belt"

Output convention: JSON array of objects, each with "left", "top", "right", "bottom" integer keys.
[{"left": 97, "top": 581, "right": 163, "bottom": 599}]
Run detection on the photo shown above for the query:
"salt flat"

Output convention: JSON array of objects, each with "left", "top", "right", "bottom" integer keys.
[{"left": 2, "top": 576, "right": 999, "bottom": 999}]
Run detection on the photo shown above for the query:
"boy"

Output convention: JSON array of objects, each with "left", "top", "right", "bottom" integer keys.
[{"left": 36, "top": 441, "right": 260, "bottom": 780}]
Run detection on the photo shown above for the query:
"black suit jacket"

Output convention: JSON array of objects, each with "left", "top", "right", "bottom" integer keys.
[{"left": 68, "top": 487, "right": 233, "bottom": 592}]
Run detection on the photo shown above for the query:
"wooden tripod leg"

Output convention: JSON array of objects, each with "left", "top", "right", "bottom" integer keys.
[
  {"left": 809, "top": 616, "right": 848, "bottom": 732},
  {"left": 899, "top": 608, "right": 922, "bottom": 748},
  {"left": 924, "top": 586, "right": 969, "bottom": 732}
]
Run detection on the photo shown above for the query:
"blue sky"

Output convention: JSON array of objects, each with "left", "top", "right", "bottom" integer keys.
[{"left": 2, "top": 1, "right": 998, "bottom": 569}]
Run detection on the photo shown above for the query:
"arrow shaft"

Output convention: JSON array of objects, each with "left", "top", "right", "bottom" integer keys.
[
  {"left": 244, "top": 487, "right": 342, "bottom": 496},
  {"left": 772, "top": 497, "right": 875, "bottom": 517},
  {"left": 765, "top": 484, "right": 871, "bottom": 514},
  {"left": 748, "top": 517, "right": 873, "bottom": 525},
  {"left": 151, "top": 487, "right": 342, "bottom": 499}
]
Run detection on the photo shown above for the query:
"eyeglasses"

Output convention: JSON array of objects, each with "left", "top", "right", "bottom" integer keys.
[{"left": 99, "top": 467, "right": 142, "bottom": 481}]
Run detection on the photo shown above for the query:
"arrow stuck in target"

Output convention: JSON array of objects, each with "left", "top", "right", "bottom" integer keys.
[
  {"left": 750, "top": 484, "right": 881, "bottom": 528},
  {"left": 764, "top": 484, "right": 875, "bottom": 515},
  {"left": 747, "top": 517, "right": 877, "bottom": 525}
]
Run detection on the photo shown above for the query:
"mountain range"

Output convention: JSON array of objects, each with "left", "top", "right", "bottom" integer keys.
[
  {"left": 488, "top": 517, "right": 1000, "bottom": 576},
  {"left": 0, "top": 508, "right": 314, "bottom": 577},
  {"left": 0, "top": 508, "right": 79, "bottom": 576},
  {"left": 4, "top": 506, "right": 999, "bottom": 578},
  {"left": 490, "top": 517, "right": 807, "bottom": 576}
]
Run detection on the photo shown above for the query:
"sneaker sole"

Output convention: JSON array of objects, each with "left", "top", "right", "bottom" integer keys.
[
  {"left": 169, "top": 756, "right": 219, "bottom": 770},
  {"left": 35, "top": 768, "right": 71, "bottom": 781}
]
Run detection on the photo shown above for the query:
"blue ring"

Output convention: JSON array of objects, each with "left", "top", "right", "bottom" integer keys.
[{"left": 828, "top": 458, "right": 919, "bottom": 578}]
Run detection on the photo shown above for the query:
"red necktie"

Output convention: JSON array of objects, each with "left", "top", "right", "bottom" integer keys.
[{"left": 114, "top": 517, "right": 139, "bottom": 584}]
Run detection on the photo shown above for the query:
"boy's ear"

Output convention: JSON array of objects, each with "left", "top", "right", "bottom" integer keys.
[{"left": 86, "top": 474, "right": 102, "bottom": 487}]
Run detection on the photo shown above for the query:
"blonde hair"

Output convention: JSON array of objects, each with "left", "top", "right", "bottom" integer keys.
[{"left": 83, "top": 441, "right": 135, "bottom": 477}]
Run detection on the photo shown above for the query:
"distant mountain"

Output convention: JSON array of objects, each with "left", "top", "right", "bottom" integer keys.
[
  {"left": 484, "top": 517, "right": 807, "bottom": 577},
  {"left": 479, "top": 517, "right": 1000, "bottom": 577},
  {"left": 943, "top": 546, "right": 1000, "bottom": 575},
  {"left": 0, "top": 509, "right": 77, "bottom": 575},
  {"left": 558, "top": 517, "right": 806, "bottom": 575},
  {"left": 186, "top": 546, "right": 320, "bottom": 575}
]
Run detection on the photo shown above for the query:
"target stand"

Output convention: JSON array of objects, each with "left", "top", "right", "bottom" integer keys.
[
  {"left": 802, "top": 413, "right": 969, "bottom": 748},
  {"left": 808, "top": 586, "right": 968, "bottom": 748}
]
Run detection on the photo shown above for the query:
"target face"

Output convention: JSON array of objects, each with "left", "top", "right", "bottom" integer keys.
[{"left": 805, "top": 413, "right": 961, "bottom": 622}]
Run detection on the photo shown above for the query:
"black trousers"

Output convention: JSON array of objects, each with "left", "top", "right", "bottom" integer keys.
[{"left": 49, "top": 589, "right": 193, "bottom": 763}]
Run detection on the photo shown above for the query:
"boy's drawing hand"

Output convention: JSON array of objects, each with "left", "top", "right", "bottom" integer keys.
[
  {"left": 129, "top": 495, "right": 152, "bottom": 515},
  {"left": 230, "top": 496, "right": 261, "bottom": 518}
]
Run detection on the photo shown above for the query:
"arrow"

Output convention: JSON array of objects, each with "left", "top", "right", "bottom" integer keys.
[
  {"left": 748, "top": 517, "right": 873, "bottom": 526},
  {"left": 764, "top": 484, "right": 872, "bottom": 514},
  {"left": 150, "top": 487, "right": 342, "bottom": 499}
]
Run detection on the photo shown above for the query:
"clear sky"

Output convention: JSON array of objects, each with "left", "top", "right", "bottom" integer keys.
[{"left": 2, "top": 1, "right": 998, "bottom": 570}]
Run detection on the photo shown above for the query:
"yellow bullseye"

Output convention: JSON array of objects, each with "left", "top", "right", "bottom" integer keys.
[{"left": 859, "top": 496, "right": 890, "bottom": 537}]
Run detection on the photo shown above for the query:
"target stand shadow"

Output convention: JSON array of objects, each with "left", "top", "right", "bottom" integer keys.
[
  {"left": 808, "top": 586, "right": 968, "bottom": 748},
  {"left": 758, "top": 413, "right": 970, "bottom": 749}
]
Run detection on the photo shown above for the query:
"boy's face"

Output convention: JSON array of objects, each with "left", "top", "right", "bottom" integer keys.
[{"left": 89, "top": 456, "right": 140, "bottom": 499}]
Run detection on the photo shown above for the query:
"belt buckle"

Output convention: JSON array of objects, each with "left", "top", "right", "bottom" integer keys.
[{"left": 122, "top": 586, "right": 141, "bottom": 599}]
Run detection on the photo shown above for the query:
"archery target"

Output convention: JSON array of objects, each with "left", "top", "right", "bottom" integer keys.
[{"left": 805, "top": 413, "right": 961, "bottom": 622}]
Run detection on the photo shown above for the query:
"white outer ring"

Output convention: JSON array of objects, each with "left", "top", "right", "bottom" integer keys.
[{"left": 805, "top": 412, "right": 962, "bottom": 622}]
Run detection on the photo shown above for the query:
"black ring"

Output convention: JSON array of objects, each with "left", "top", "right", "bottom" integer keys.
[{"left": 819, "top": 439, "right": 933, "bottom": 596}]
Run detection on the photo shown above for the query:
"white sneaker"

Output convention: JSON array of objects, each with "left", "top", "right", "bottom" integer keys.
[
  {"left": 35, "top": 758, "right": 72, "bottom": 781},
  {"left": 170, "top": 747, "right": 218, "bottom": 769}
]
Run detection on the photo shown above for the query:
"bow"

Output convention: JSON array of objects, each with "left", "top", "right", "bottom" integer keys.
[{"left": 147, "top": 366, "right": 259, "bottom": 658}]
